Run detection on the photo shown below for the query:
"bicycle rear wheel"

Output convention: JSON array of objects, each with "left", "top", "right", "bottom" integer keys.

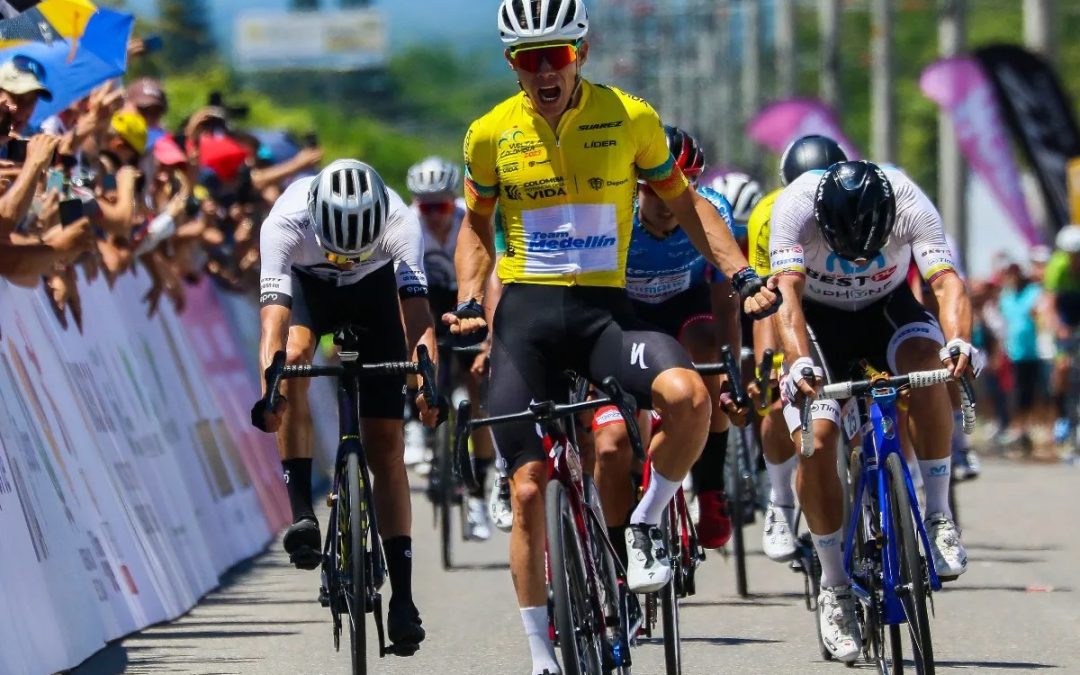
[
  {"left": 886, "top": 453, "right": 934, "bottom": 675},
  {"left": 344, "top": 452, "right": 368, "bottom": 675},
  {"left": 660, "top": 507, "right": 681, "bottom": 675},
  {"left": 547, "top": 480, "right": 604, "bottom": 675}
]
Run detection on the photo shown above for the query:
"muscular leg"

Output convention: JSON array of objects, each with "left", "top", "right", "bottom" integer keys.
[
  {"left": 794, "top": 419, "right": 846, "bottom": 588},
  {"left": 362, "top": 418, "right": 411, "bottom": 538},
  {"left": 896, "top": 338, "right": 953, "bottom": 514},
  {"left": 593, "top": 421, "right": 635, "bottom": 528},
  {"left": 278, "top": 326, "right": 317, "bottom": 524}
]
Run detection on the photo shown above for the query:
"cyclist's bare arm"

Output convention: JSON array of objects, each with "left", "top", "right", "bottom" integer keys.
[
  {"left": 775, "top": 274, "right": 814, "bottom": 379},
  {"left": 258, "top": 304, "right": 290, "bottom": 396},
  {"left": 402, "top": 296, "right": 439, "bottom": 372},
  {"left": 752, "top": 312, "right": 778, "bottom": 365},
  {"left": 453, "top": 207, "right": 496, "bottom": 305},
  {"left": 667, "top": 187, "right": 750, "bottom": 279},
  {"left": 929, "top": 271, "right": 974, "bottom": 372}
]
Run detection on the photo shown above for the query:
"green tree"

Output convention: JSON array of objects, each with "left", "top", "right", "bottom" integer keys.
[{"left": 156, "top": 0, "right": 216, "bottom": 71}]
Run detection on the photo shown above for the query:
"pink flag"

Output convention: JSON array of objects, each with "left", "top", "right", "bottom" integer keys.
[
  {"left": 747, "top": 97, "right": 862, "bottom": 159},
  {"left": 920, "top": 56, "right": 1040, "bottom": 245}
]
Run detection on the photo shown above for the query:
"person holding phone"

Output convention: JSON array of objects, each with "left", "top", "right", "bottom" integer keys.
[{"left": 124, "top": 78, "right": 168, "bottom": 151}]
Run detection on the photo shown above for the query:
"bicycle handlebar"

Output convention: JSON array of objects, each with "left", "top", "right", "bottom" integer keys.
[
  {"left": 264, "top": 344, "right": 438, "bottom": 411},
  {"left": 693, "top": 344, "right": 749, "bottom": 410},
  {"left": 817, "top": 367, "right": 953, "bottom": 400},
  {"left": 756, "top": 348, "right": 774, "bottom": 412}
]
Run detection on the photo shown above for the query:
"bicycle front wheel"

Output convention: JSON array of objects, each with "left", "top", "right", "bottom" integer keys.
[
  {"left": 547, "top": 479, "right": 604, "bottom": 675},
  {"left": 728, "top": 429, "right": 749, "bottom": 597},
  {"left": 886, "top": 453, "right": 934, "bottom": 675},
  {"left": 436, "top": 420, "right": 454, "bottom": 570},
  {"left": 344, "top": 452, "right": 368, "bottom": 675},
  {"left": 660, "top": 507, "right": 681, "bottom": 675}
]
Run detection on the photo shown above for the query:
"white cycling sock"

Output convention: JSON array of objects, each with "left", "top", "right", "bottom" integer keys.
[
  {"left": 907, "top": 456, "right": 923, "bottom": 490},
  {"left": 919, "top": 457, "right": 952, "bottom": 519},
  {"left": 630, "top": 469, "right": 681, "bottom": 526},
  {"left": 766, "top": 455, "right": 797, "bottom": 508},
  {"left": 521, "top": 606, "right": 559, "bottom": 675},
  {"left": 811, "top": 528, "right": 847, "bottom": 588}
]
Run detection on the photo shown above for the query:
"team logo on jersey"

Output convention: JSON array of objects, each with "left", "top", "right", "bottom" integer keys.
[
  {"left": 504, "top": 184, "right": 522, "bottom": 200},
  {"left": 825, "top": 252, "right": 887, "bottom": 274},
  {"left": 584, "top": 139, "right": 617, "bottom": 149},
  {"left": 497, "top": 128, "right": 525, "bottom": 148},
  {"left": 523, "top": 176, "right": 567, "bottom": 199},
  {"left": 578, "top": 121, "right": 623, "bottom": 131},
  {"left": 588, "top": 177, "right": 604, "bottom": 191}
]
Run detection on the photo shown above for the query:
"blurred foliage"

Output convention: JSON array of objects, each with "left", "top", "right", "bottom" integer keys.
[
  {"left": 150, "top": 45, "right": 509, "bottom": 195},
  {"left": 155, "top": 0, "right": 216, "bottom": 72}
]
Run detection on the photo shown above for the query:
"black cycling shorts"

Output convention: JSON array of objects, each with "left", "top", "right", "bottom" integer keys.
[
  {"left": 290, "top": 263, "right": 407, "bottom": 419},
  {"left": 631, "top": 283, "right": 713, "bottom": 341},
  {"left": 805, "top": 283, "right": 944, "bottom": 382},
  {"left": 488, "top": 283, "right": 694, "bottom": 475}
]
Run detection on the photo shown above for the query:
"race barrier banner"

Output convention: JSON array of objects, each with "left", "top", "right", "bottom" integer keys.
[
  {"left": 975, "top": 44, "right": 1080, "bottom": 232},
  {"left": 747, "top": 97, "right": 863, "bottom": 160},
  {"left": 0, "top": 269, "right": 290, "bottom": 675},
  {"left": 920, "top": 55, "right": 1041, "bottom": 245}
]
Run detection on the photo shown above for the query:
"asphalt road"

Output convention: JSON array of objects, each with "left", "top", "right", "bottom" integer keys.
[{"left": 74, "top": 458, "right": 1079, "bottom": 674}]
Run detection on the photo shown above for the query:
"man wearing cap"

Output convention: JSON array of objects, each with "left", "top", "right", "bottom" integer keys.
[
  {"left": 0, "top": 55, "right": 52, "bottom": 136},
  {"left": 125, "top": 78, "right": 167, "bottom": 150}
]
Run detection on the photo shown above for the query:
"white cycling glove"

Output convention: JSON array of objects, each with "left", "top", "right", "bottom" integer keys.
[
  {"left": 782, "top": 356, "right": 823, "bottom": 403},
  {"left": 938, "top": 338, "right": 985, "bottom": 377}
]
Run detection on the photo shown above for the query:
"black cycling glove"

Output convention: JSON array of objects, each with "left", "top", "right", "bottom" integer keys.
[
  {"left": 450, "top": 298, "right": 489, "bottom": 347},
  {"left": 732, "top": 267, "right": 782, "bottom": 320},
  {"left": 250, "top": 395, "right": 286, "bottom": 432}
]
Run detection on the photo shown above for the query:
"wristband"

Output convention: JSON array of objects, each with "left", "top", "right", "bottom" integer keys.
[
  {"left": 731, "top": 266, "right": 760, "bottom": 299},
  {"left": 454, "top": 298, "right": 484, "bottom": 319}
]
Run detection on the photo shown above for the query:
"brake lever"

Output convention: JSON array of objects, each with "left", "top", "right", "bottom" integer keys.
[
  {"left": 265, "top": 350, "right": 287, "bottom": 409},
  {"left": 798, "top": 367, "right": 816, "bottom": 458}
]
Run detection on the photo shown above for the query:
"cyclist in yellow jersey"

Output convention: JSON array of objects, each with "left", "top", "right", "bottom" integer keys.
[
  {"left": 443, "top": 2, "right": 779, "bottom": 672},
  {"left": 746, "top": 135, "right": 847, "bottom": 562}
]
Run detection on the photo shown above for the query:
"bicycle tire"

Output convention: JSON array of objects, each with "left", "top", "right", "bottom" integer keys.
[
  {"left": 345, "top": 452, "right": 367, "bottom": 675},
  {"left": 660, "top": 508, "right": 681, "bottom": 675},
  {"left": 886, "top": 453, "right": 934, "bottom": 675},
  {"left": 728, "top": 430, "right": 749, "bottom": 597},
  {"left": 547, "top": 479, "right": 604, "bottom": 675},
  {"left": 583, "top": 476, "right": 631, "bottom": 675},
  {"left": 437, "top": 420, "right": 454, "bottom": 570}
]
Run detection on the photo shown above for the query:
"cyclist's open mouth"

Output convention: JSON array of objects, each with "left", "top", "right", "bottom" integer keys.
[{"left": 538, "top": 85, "right": 561, "bottom": 104}]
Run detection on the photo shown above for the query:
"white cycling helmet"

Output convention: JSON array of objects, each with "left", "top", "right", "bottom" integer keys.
[
  {"left": 308, "top": 159, "right": 389, "bottom": 259},
  {"left": 1056, "top": 224, "right": 1080, "bottom": 254},
  {"left": 406, "top": 156, "right": 461, "bottom": 198},
  {"left": 498, "top": 0, "right": 590, "bottom": 47},
  {"left": 708, "top": 171, "right": 763, "bottom": 223}
]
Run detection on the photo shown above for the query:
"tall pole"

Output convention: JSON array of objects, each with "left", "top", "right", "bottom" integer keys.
[
  {"left": 776, "top": 0, "right": 796, "bottom": 98},
  {"left": 938, "top": 0, "right": 967, "bottom": 262},
  {"left": 1024, "top": 0, "right": 1055, "bottom": 63},
  {"left": 870, "top": 0, "right": 895, "bottom": 162},
  {"left": 717, "top": 0, "right": 735, "bottom": 164},
  {"left": 741, "top": 0, "right": 761, "bottom": 167},
  {"left": 819, "top": 0, "right": 840, "bottom": 112}
]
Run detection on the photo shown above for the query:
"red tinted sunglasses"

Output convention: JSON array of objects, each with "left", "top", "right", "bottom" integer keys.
[
  {"left": 510, "top": 42, "right": 580, "bottom": 73},
  {"left": 418, "top": 200, "right": 455, "bottom": 215}
]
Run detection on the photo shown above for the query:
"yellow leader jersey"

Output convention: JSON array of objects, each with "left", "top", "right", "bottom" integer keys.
[
  {"left": 746, "top": 188, "right": 782, "bottom": 277},
  {"left": 463, "top": 79, "right": 688, "bottom": 287}
]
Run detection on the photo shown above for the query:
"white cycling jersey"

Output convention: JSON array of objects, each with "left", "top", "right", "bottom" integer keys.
[
  {"left": 769, "top": 166, "right": 956, "bottom": 311},
  {"left": 259, "top": 177, "right": 428, "bottom": 307},
  {"left": 411, "top": 197, "right": 466, "bottom": 291}
]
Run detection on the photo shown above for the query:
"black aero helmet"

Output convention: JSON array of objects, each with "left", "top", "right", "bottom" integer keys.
[
  {"left": 664, "top": 124, "right": 706, "bottom": 182},
  {"left": 814, "top": 161, "right": 896, "bottom": 261},
  {"left": 779, "top": 134, "right": 848, "bottom": 186}
]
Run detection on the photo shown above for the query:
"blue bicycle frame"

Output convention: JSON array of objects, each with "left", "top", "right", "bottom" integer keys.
[{"left": 842, "top": 385, "right": 941, "bottom": 626}]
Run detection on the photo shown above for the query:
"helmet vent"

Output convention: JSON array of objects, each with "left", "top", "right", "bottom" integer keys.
[
  {"left": 346, "top": 212, "right": 358, "bottom": 250},
  {"left": 331, "top": 171, "right": 341, "bottom": 196}
]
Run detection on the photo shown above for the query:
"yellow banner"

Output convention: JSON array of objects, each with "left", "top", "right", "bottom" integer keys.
[{"left": 1069, "top": 157, "right": 1080, "bottom": 224}]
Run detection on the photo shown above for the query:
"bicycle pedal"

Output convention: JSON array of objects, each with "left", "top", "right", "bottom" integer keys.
[
  {"left": 318, "top": 586, "right": 331, "bottom": 608},
  {"left": 287, "top": 546, "right": 321, "bottom": 571}
]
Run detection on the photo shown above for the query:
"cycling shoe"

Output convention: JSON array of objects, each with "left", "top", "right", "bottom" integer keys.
[{"left": 283, "top": 517, "right": 321, "bottom": 570}]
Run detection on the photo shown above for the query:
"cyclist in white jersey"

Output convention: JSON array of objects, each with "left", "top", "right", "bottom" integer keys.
[
  {"left": 252, "top": 159, "right": 438, "bottom": 651},
  {"left": 406, "top": 156, "right": 496, "bottom": 540},
  {"left": 770, "top": 161, "right": 977, "bottom": 662}
]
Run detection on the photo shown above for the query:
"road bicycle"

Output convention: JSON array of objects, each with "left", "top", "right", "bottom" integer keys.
[
  {"left": 426, "top": 342, "right": 484, "bottom": 571},
  {"left": 263, "top": 329, "right": 438, "bottom": 675},
  {"left": 799, "top": 362, "right": 975, "bottom": 674},
  {"left": 454, "top": 376, "right": 640, "bottom": 675}
]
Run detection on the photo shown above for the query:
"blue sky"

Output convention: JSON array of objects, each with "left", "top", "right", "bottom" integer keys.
[{"left": 125, "top": 0, "right": 499, "bottom": 55}]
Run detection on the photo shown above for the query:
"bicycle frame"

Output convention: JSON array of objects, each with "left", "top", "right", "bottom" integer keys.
[{"left": 842, "top": 386, "right": 942, "bottom": 627}]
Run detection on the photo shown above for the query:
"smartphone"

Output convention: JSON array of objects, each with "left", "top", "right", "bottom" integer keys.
[
  {"left": 141, "top": 34, "right": 163, "bottom": 53},
  {"left": 6, "top": 138, "right": 27, "bottom": 163},
  {"left": 0, "top": 108, "right": 12, "bottom": 137},
  {"left": 58, "top": 198, "right": 84, "bottom": 226},
  {"left": 101, "top": 173, "right": 117, "bottom": 192},
  {"left": 46, "top": 169, "right": 65, "bottom": 194},
  {"left": 303, "top": 132, "right": 319, "bottom": 149},
  {"left": 58, "top": 153, "right": 78, "bottom": 170}
]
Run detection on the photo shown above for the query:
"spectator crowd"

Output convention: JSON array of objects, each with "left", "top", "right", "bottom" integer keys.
[{"left": 0, "top": 45, "right": 323, "bottom": 330}]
